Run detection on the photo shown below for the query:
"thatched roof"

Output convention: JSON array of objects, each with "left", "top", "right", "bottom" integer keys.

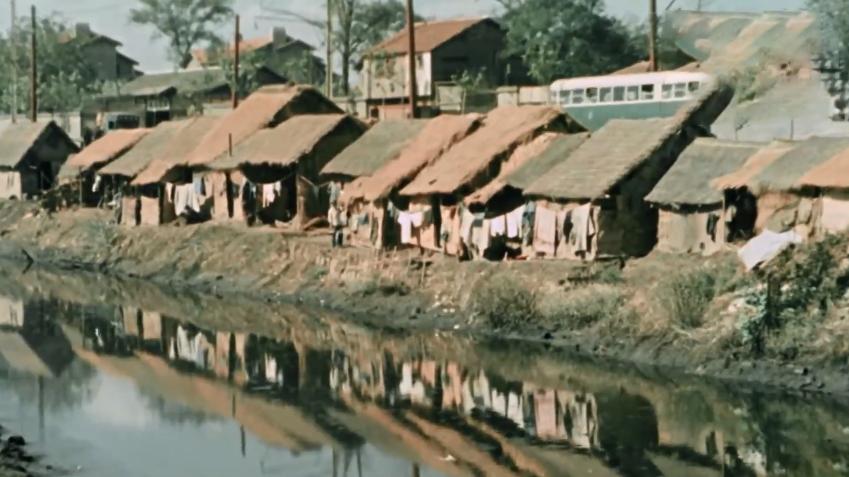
[
  {"left": 98, "top": 121, "right": 184, "bottom": 178},
  {"left": 0, "top": 121, "right": 77, "bottom": 169},
  {"left": 525, "top": 117, "right": 686, "bottom": 201},
  {"left": 464, "top": 132, "right": 586, "bottom": 208},
  {"left": 67, "top": 129, "right": 150, "bottom": 170},
  {"left": 131, "top": 116, "right": 222, "bottom": 186},
  {"left": 798, "top": 145, "right": 849, "bottom": 189},
  {"left": 711, "top": 142, "right": 794, "bottom": 190},
  {"left": 209, "top": 115, "right": 361, "bottom": 170},
  {"left": 646, "top": 139, "right": 762, "bottom": 207},
  {"left": 320, "top": 119, "right": 427, "bottom": 179},
  {"left": 342, "top": 115, "right": 480, "bottom": 203},
  {"left": 745, "top": 137, "right": 849, "bottom": 193},
  {"left": 185, "top": 85, "right": 342, "bottom": 167},
  {"left": 401, "top": 106, "right": 565, "bottom": 197}
]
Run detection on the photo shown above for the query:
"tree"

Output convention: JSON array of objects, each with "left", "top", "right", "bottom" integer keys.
[
  {"left": 130, "top": 0, "right": 234, "bottom": 69},
  {"left": 808, "top": 0, "right": 849, "bottom": 67},
  {"left": 0, "top": 15, "right": 101, "bottom": 114},
  {"left": 500, "top": 0, "right": 644, "bottom": 84}
]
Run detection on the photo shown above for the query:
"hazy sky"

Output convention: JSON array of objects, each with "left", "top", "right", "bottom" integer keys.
[{"left": 6, "top": 0, "right": 807, "bottom": 72}]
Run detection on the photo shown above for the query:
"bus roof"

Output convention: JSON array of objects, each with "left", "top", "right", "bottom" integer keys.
[{"left": 551, "top": 71, "right": 713, "bottom": 90}]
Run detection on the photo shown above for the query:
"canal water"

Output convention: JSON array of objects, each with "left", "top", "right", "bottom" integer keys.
[{"left": 1, "top": 263, "right": 849, "bottom": 476}]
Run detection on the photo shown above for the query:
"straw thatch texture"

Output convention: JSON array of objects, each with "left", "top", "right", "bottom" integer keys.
[
  {"left": 320, "top": 119, "right": 427, "bottom": 178},
  {"left": 67, "top": 129, "right": 150, "bottom": 170},
  {"left": 209, "top": 115, "right": 355, "bottom": 170},
  {"left": 798, "top": 145, "right": 849, "bottom": 189},
  {"left": 525, "top": 117, "right": 685, "bottom": 201},
  {"left": 646, "top": 139, "right": 762, "bottom": 206},
  {"left": 401, "top": 106, "right": 564, "bottom": 196},
  {"left": 0, "top": 122, "right": 75, "bottom": 168},
  {"left": 506, "top": 133, "right": 590, "bottom": 191},
  {"left": 344, "top": 114, "right": 480, "bottom": 203},
  {"left": 711, "top": 142, "right": 795, "bottom": 190},
  {"left": 186, "top": 85, "right": 342, "bottom": 167},
  {"left": 132, "top": 116, "right": 222, "bottom": 186},
  {"left": 99, "top": 121, "right": 184, "bottom": 178},
  {"left": 745, "top": 137, "right": 849, "bottom": 193}
]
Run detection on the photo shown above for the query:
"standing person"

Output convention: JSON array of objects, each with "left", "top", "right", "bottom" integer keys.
[{"left": 328, "top": 201, "right": 346, "bottom": 248}]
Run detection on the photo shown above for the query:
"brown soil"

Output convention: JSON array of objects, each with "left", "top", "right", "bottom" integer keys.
[{"left": 2, "top": 199, "right": 849, "bottom": 395}]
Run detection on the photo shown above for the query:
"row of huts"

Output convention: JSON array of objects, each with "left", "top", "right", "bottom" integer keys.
[{"left": 7, "top": 81, "right": 849, "bottom": 263}]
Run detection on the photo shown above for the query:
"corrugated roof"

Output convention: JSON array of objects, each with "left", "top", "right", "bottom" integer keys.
[
  {"left": 99, "top": 121, "right": 184, "bottom": 178},
  {"left": 67, "top": 129, "right": 150, "bottom": 170},
  {"left": 0, "top": 122, "right": 76, "bottom": 169},
  {"left": 121, "top": 68, "right": 229, "bottom": 97},
  {"left": 646, "top": 138, "right": 762, "bottom": 206},
  {"left": 131, "top": 117, "right": 222, "bottom": 186},
  {"left": 186, "top": 85, "right": 342, "bottom": 167},
  {"left": 209, "top": 115, "right": 356, "bottom": 170},
  {"left": 368, "top": 18, "right": 491, "bottom": 55},
  {"left": 525, "top": 118, "right": 685, "bottom": 201},
  {"left": 401, "top": 106, "right": 564, "bottom": 197},
  {"left": 747, "top": 136, "right": 849, "bottom": 193},
  {"left": 711, "top": 142, "right": 795, "bottom": 190},
  {"left": 799, "top": 146, "right": 849, "bottom": 189},
  {"left": 321, "top": 120, "right": 428, "bottom": 178},
  {"left": 343, "top": 115, "right": 481, "bottom": 203}
]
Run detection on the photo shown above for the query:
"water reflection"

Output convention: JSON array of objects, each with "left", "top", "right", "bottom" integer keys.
[{"left": 1, "top": 267, "right": 849, "bottom": 476}]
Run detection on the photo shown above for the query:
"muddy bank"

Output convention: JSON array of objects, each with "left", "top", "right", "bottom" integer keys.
[
  {"left": 0, "top": 429, "right": 52, "bottom": 477},
  {"left": 1, "top": 199, "right": 849, "bottom": 396}
]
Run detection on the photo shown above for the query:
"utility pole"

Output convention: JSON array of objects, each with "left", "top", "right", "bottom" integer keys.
[
  {"left": 325, "top": 0, "right": 333, "bottom": 97},
  {"left": 30, "top": 4, "right": 37, "bottom": 122},
  {"left": 10, "top": 0, "right": 17, "bottom": 123},
  {"left": 648, "top": 0, "right": 659, "bottom": 72},
  {"left": 405, "top": 0, "right": 418, "bottom": 118},
  {"left": 232, "top": 14, "right": 240, "bottom": 109}
]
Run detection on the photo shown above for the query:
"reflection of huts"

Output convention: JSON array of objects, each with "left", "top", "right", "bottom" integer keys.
[
  {"left": 320, "top": 120, "right": 428, "bottom": 184},
  {"left": 398, "top": 106, "right": 574, "bottom": 255},
  {"left": 332, "top": 115, "right": 481, "bottom": 248},
  {"left": 129, "top": 116, "right": 222, "bottom": 224},
  {"left": 713, "top": 137, "right": 849, "bottom": 240},
  {"left": 63, "top": 129, "right": 150, "bottom": 205},
  {"left": 98, "top": 120, "right": 185, "bottom": 226},
  {"left": 181, "top": 85, "right": 343, "bottom": 221},
  {"left": 646, "top": 139, "right": 761, "bottom": 254},
  {"left": 0, "top": 121, "right": 79, "bottom": 200},
  {"left": 207, "top": 114, "right": 366, "bottom": 226}
]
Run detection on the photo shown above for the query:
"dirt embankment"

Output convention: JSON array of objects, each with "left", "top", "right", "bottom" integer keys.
[{"left": 2, "top": 199, "right": 849, "bottom": 395}]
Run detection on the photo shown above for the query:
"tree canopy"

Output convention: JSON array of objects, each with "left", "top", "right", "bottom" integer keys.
[
  {"left": 808, "top": 0, "right": 849, "bottom": 68},
  {"left": 130, "top": 0, "right": 234, "bottom": 69},
  {"left": 500, "top": 0, "right": 645, "bottom": 84}
]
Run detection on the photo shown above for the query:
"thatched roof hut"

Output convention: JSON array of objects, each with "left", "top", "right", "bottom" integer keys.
[
  {"left": 131, "top": 116, "right": 222, "bottom": 186},
  {"left": 742, "top": 137, "right": 849, "bottom": 194},
  {"left": 0, "top": 121, "right": 78, "bottom": 170},
  {"left": 99, "top": 121, "right": 184, "bottom": 179},
  {"left": 320, "top": 119, "right": 427, "bottom": 180},
  {"left": 798, "top": 145, "right": 849, "bottom": 189},
  {"left": 67, "top": 129, "right": 150, "bottom": 171},
  {"left": 711, "top": 141, "right": 796, "bottom": 191}
]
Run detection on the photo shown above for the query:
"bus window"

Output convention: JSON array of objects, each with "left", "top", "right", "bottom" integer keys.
[
  {"left": 626, "top": 86, "right": 639, "bottom": 101},
  {"left": 557, "top": 89, "right": 571, "bottom": 105},
  {"left": 641, "top": 84, "right": 655, "bottom": 100},
  {"left": 674, "top": 83, "right": 687, "bottom": 98},
  {"left": 572, "top": 89, "right": 585, "bottom": 104},
  {"left": 600, "top": 87, "right": 613, "bottom": 103},
  {"left": 662, "top": 84, "right": 673, "bottom": 99},
  {"left": 688, "top": 81, "right": 701, "bottom": 94},
  {"left": 586, "top": 87, "right": 599, "bottom": 103},
  {"left": 613, "top": 86, "right": 625, "bottom": 102}
]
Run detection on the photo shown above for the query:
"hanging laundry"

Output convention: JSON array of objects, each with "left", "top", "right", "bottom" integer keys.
[
  {"left": 397, "top": 211, "right": 424, "bottom": 244},
  {"left": 570, "top": 203, "right": 595, "bottom": 254},
  {"left": 506, "top": 205, "right": 525, "bottom": 239},
  {"left": 490, "top": 215, "right": 507, "bottom": 237},
  {"left": 534, "top": 205, "right": 557, "bottom": 256}
]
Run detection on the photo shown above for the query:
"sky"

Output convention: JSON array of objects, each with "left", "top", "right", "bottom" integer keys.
[{"left": 4, "top": 0, "right": 808, "bottom": 73}]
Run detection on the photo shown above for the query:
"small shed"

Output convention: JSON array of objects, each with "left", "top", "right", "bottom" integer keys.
[
  {"left": 397, "top": 106, "right": 574, "bottom": 254},
  {"left": 0, "top": 121, "right": 79, "bottom": 200},
  {"left": 338, "top": 114, "right": 480, "bottom": 248},
  {"left": 65, "top": 128, "right": 150, "bottom": 205},
  {"left": 646, "top": 139, "right": 761, "bottom": 254},
  {"left": 208, "top": 114, "right": 366, "bottom": 226},
  {"left": 320, "top": 119, "right": 428, "bottom": 183}
]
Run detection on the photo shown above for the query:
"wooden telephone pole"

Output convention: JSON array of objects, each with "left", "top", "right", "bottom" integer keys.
[
  {"left": 326, "top": 0, "right": 333, "bottom": 97},
  {"left": 405, "top": 0, "right": 418, "bottom": 118},
  {"left": 232, "top": 14, "right": 240, "bottom": 109},
  {"left": 9, "top": 0, "right": 17, "bottom": 123},
  {"left": 648, "top": 0, "right": 658, "bottom": 72},
  {"left": 30, "top": 4, "right": 37, "bottom": 122}
]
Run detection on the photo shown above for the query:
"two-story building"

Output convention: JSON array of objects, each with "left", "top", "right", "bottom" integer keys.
[
  {"left": 60, "top": 23, "right": 141, "bottom": 83},
  {"left": 360, "top": 17, "right": 525, "bottom": 119}
]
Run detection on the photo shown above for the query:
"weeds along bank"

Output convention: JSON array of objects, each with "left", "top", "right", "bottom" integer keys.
[{"left": 2, "top": 199, "right": 849, "bottom": 392}]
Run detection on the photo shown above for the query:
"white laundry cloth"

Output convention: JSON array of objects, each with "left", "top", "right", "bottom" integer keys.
[
  {"left": 738, "top": 229, "right": 803, "bottom": 271},
  {"left": 506, "top": 205, "right": 525, "bottom": 239}
]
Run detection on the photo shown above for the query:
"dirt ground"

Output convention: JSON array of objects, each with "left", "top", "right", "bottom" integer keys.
[{"left": 2, "top": 199, "right": 849, "bottom": 395}]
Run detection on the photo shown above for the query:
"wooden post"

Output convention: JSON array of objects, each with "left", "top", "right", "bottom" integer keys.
[
  {"left": 326, "top": 0, "right": 333, "bottom": 97},
  {"left": 232, "top": 14, "right": 240, "bottom": 109},
  {"left": 648, "top": 0, "right": 658, "bottom": 72},
  {"left": 405, "top": 0, "right": 418, "bottom": 118},
  {"left": 30, "top": 4, "right": 37, "bottom": 122},
  {"left": 10, "top": 0, "right": 17, "bottom": 123}
]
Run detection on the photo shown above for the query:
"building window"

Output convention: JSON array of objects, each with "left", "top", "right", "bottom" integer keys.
[{"left": 640, "top": 84, "right": 655, "bottom": 100}]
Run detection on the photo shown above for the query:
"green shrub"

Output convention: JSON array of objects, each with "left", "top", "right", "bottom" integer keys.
[
  {"left": 539, "top": 285, "right": 624, "bottom": 329},
  {"left": 658, "top": 268, "right": 718, "bottom": 329},
  {"left": 472, "top": 273, "right": 538, "bottom": 329}
]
